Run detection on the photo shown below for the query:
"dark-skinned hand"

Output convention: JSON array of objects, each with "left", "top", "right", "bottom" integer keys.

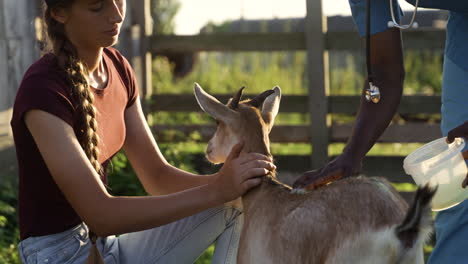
[
  {"left": 446, "top": 121, "right": 468, "bottom": 188},
  {"left": 292, "top": 152, "right": 362, "bottom": 191}
]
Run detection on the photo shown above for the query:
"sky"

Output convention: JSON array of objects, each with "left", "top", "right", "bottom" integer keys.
[{"left": 174, "top": 0, "right": 416, "bottom": 35}]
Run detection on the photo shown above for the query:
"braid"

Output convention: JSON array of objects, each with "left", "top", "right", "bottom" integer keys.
[
  {"left": 66, "top": 56, "right": 102, "bottom": 174},
  {"left": 43, "top": 3, "right": 103, "bottom": 177}
]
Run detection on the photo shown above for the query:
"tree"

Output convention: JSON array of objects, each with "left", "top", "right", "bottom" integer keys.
[{"left": 151, "top": 0, "right": 181, "bottom": 35}]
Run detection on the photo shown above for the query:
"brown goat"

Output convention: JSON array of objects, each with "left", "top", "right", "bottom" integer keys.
[{"left": 194, "top": 83, "right": 435, "bottom": 264}]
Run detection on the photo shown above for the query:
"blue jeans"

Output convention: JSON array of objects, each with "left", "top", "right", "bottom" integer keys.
[
  {"left": 18, "top": 206, "right": 242, "bottom": 264},
  {"left": 428, "top": 56, "right": 468, "bottom": 263}
]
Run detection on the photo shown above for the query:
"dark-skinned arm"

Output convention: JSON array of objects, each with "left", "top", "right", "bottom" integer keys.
[{"left": 293, "top": 28, "right": 405, "bottom": 190}]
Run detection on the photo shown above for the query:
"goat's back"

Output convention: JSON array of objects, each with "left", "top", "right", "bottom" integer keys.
[{"left": 238, "top": 176, "right": 408, "bottom": 264}]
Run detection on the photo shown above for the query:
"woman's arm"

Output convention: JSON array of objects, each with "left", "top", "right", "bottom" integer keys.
[
  {"left": 24, "top": 109, "right": 271, "bottom": 237},
  {"left": 122, "top": 97, "right": 222, "bottom": 195}
]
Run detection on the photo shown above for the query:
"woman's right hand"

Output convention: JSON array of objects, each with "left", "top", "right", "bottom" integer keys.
[{"left": 211, "top": 143, "right": 276, "bottom": 202}]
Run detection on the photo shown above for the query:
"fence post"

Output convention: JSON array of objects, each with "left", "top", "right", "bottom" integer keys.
[
  {"left": 134, "top": 0, "right": 154, "bottom": 119},
  {"left": 117, "top": 0, "right": 134, "bottom": 61},
  {"left": 0, "top": 0, "right": 38, "bottom": 178},
  {"left": 305, "top": 0, "right": 330, "bottom": 169}
]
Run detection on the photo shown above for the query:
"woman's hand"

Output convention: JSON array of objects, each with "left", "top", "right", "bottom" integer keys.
[
  {"left": 292, "top": 152, "right": 362, "bottom": 191},
  {"left": 446, "top": 121, "right": 468, "bottom": 188},
  {"left": 211, "top": 143, "right": 276, "bottom": 202}
]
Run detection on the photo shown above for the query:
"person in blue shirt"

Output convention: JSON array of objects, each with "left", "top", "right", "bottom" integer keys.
[{"left": 293, "top": 0, "right": 468, "bottom": 262}]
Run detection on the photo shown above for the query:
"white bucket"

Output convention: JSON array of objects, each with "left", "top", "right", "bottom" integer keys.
[{"left": 403, "top": 137, "right": 468, "bottom": 211}]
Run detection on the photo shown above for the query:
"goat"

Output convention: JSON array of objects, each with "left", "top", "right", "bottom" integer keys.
[{"left": 193, "top": 83, "right": 436, "bottom": 264}]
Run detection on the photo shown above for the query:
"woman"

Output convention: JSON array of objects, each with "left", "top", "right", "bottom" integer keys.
[{"left": 11, "top": 0, "right": 275, "bottom": 263}]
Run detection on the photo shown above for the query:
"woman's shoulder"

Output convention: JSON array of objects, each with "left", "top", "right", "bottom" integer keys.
[
  {"left": 12, "top": 54, "right": 76, "bottom": 127},
  {"left": 14, "top": 54, "right": 74, "bottom": 113},
  {"left": 25, "top": 53, "right": 61, "bottom": 75},
  {"left": 21, "top": 53, "right": 69, "bottom": 91}
]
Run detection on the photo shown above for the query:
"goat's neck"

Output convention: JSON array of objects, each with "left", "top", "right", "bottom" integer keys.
[
  {"left": 240, "top": 134, "right": 292, "bottom": 208},
  {"left": 241, "top": 166, "right": 292, "bottom": 215},
  {"left": 241, "top": 169, "right": 292, "bottom": 217},
  {"left": 240, "top": 127, "right": 271, "bottom": 156},
  {"left": 243, "top": 141, "right": 271, "bottom": 157}
]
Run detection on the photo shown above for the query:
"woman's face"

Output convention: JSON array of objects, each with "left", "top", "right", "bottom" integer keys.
[{"left": 57, "top": 0, "right": 126, "bottom": 49}]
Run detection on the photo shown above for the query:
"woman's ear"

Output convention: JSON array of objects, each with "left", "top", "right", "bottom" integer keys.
[{"left": 50, "top": 7, "right": 69, "bottom": 24}]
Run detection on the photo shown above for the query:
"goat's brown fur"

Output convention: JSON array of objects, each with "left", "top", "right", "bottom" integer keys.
[{"left": 239, "top": 177, "right": 408, "bottom": 263}]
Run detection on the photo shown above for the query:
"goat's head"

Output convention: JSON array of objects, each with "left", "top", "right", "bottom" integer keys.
[{"left": 194, "top": 83, "right": 281, "bottom": 164}]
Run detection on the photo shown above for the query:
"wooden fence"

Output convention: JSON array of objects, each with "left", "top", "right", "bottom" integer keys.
[
  {"left": 4, "top": 0, "right": 441, "bottom": 197},
  {"left": 142, "top": 0, "right": 446, "bottom": 195},
  {"left": 149, "top": 93, "right": 442, "bottom": 197}
]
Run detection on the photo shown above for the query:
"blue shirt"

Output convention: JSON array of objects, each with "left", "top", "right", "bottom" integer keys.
[{"left": 348, "top": 0, "right": 468, "bottom": 72}]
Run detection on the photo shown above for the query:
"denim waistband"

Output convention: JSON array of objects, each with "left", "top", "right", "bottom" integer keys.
[{"left": 19, "top": 223, "right": 89, "bottom": 256}]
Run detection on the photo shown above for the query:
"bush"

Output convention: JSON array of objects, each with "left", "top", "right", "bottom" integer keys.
[
  {"left": 0, "top": 175, "right": 20, "bottom": 264},
  {"left": 107, "top": 132, "right": 199, "bottom": 196}
]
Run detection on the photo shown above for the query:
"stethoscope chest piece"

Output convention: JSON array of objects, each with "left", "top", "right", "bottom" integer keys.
[{"left": 365, "top": 82, "right": 381, "bottom": 104}]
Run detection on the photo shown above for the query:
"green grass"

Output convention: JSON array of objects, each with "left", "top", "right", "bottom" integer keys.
[
  {"left": 195, "top": 244, "right": 215, "bottom": 264},
  {"left": 158, "top": 142, "right": 423, "bottom": 157}
]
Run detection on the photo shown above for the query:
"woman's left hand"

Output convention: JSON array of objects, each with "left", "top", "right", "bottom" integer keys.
[{"left": 446, "top": 121, "right": 468, "bottom": 188}]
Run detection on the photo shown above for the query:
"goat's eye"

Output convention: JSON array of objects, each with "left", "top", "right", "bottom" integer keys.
[{"left": 215, "top": 120, "right": 220, "bottom": 125}]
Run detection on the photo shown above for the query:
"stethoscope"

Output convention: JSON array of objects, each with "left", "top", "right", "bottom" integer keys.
[{"left": 365, "top": 0, "right": 420, "bottom": 104}]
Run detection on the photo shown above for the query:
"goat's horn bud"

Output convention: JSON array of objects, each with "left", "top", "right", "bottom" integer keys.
[
  {"left": 248, "top": 89, "right": 275, "bottom": 108},
  {"left": 228, "top": 86, "right": 245, "bottom": 109}
]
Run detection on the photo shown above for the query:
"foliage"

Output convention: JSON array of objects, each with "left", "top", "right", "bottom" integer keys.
[
  {"left": 195, "top": 244, "right": 215, "bottom": 264},
  {"left": 404, "top": 50, "right": 443, "bottom": 95},
  {"left": 106, "top": 152, "right": 147, "bottom": 196},
  {"left": 107, "top": 132, "right": 199, "bottom": 196},
  {"left": 151, "top": 0, "right": 181, "bottom": 35},
  {"left": 0, "top": 175, "right": 20, "bottom": 264},
  {"left": 153, "top": 49, "right": 442, "bottom": 96}
]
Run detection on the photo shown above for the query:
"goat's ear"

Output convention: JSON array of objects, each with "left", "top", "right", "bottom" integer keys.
[
  {"left": 248, "top": 90, "right": 274, "bottom": 108},
  {"left": 194, "top": 83, "right": 238, "bottom": 121},
  {"left": 261, "top": 86, "right": 281, "bottom": 131}
]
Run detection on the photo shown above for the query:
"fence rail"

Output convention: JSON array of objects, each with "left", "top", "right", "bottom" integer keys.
[
  {"left": 151, "top": 30, "right": 445, "bottom": 53},
  {"left": 154, "top": 123, "right": 441, "bottom": 143},
  {"left": 150, "top": 94, "right": 442, "bottom": 114}
]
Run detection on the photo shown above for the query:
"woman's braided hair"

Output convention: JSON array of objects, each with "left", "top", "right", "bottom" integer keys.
[{"left": 42, "top": 1, "right": 103, "bottom": 177}]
